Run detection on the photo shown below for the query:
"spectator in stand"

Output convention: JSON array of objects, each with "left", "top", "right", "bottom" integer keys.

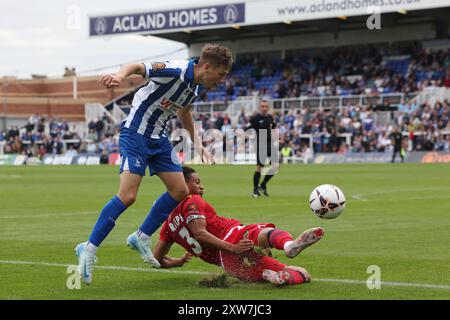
[
  {"left": 100, "top": 150, "right": 109, "bottom": 164},
  {"left": 49, "top": 118, "right": 58, "bottom": 137},
  {"left": 37, "top": 118, "right": 46, "bottom": 134},
  {"left": 236, "top": 110, "right": 248, "bottom": 129},
  {"left": 88, "top": 119, "right": 96, "bottom": 132},
  {"left": 444, "top": 69, "right": 450, "bottom": 88},
  {"left": 8, "top": 126, "right": 19, "bottom": 138},
  {"left": 49, "top": 137, "right": 64, "bottom": 155},
  {"left": 259, "top": 87, "right": 271, "bottom": 101},
  {"left": 198, "top": 89, "right": 208, "bottom": 102},
  {"left": 444, "top": 136, "right": 450, "bottom": 151},
  {"left": 284, "top": 109, "right": 296, "bottom": 130},
  {"left": 95, "top": 118, "right": 104, "bottom": 142},
  {"left": 4, "top": 136, "right": 14, "bottom": 153},
  {"left": 300, "top": 143, "right": 314, "bottom": 163},
  {"left": 328, "top": 129, "right": 340, "bottom": 153},
  {"left": 61, "top": 120, "right": 70, "bottom": 137},
  {"left": 337, "top": 143, "right": 349, "bottom": 155},
  {"left": 66, "top": 145, "right": 78, "bottom": 157},
  {"left": 86, "top": 140, "right": 97, "bottom": 153},
  {"left": 213, "top": 112, "right": 224, "bottom": 130},
  {"left": 37, "top": 144, "right": 47, "bottom": 160},
  {"left": 280, "top": 142, "right": 293, "bottom": 162},
  {"left": 107, "top": 137, "right": 119, "bottom": 154},
  {"left": 225, "top": 79, "right": 234, "bottom": 97},
  {"left": 221, "top": 117, "right": 232, "bottom": 134},
  {"left": 11, "top": 136, "right": 22, "bottom": 153}
]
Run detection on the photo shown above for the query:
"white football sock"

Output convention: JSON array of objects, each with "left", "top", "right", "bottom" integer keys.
[
  {"left": 284, "top": 240, "right": 294, "bottom": 252},
  {"left": 86, "top": 241, "right": 98, "bottom": 254},
  {"left": 137, "top": 229, "right": 150, "bottom": 241}
]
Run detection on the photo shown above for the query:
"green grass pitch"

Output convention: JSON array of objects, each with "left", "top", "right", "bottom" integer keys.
[{"left": 0, "top": 163, "right": 449, "bottom": 299}]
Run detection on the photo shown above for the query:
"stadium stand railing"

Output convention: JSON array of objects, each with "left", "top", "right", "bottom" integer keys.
[{"left": 191, "top": 92, "right": 420, "bottom": 117}]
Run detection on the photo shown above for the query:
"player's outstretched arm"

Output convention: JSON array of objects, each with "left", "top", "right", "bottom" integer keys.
[
  {"left": 100, "top": 63, "right": 146, "bottom": 88},
  {"left": 153, "top": 239, "right": 192, "bottom": 268},
  {"left": 188, "top": 219, "right": 253, "bottom": 254}
]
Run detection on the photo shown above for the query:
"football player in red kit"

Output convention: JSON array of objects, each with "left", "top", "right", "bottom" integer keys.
[{"left": 152, "top": 167, "right": 324, "bottom": 286}]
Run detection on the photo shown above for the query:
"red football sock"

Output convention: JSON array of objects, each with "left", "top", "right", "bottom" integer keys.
[
  {"left": 284, "top": 269, "right": 309, "bottom": 285},
  {"left": 268, "top": 229, "right": 293, "bottom": 250}
]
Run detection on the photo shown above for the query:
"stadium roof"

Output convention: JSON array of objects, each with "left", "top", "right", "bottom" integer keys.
[{"left": 143, "top": 8, "right": 450, "bottom": 45}]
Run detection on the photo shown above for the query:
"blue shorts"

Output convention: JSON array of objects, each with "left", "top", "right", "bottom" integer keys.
[{"left": 119, "top": 127, "right": 182, "bottom": 176}]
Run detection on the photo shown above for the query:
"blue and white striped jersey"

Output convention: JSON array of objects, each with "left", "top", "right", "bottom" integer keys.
[{"left": 123, "top": 58, "right": 202, "bottom": 139}]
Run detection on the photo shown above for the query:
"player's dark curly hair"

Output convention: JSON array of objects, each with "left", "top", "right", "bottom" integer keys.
[{"left": 182, "top": 166, "right": 196, "bottom": 182}]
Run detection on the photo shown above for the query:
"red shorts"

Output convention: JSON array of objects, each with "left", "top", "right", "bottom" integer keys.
[{"left": 220, "top": 223, "right": 286, "bottom": 282}]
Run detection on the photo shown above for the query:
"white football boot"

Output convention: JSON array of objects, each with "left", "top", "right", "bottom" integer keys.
[
  {"left": 75, "top": 242, "right": 97, "bottom": 285},
  {"left": 126, "top": 232, "right": 161, "bottom": 268},
  {"left": 285, "top": 227, "right": 325, "bottom": 258},
  {"left": 262, "top": 269, "right": 291, "bottom": 285}
]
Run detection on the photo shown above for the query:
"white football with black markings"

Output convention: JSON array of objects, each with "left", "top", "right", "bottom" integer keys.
[{"left": 309, "top": 184, "right": 346, "bottom": 219}]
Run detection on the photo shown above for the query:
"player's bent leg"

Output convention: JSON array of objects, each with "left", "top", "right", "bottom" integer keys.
[
  {"left": 284, "top": 266, "right": 311, "bottom": 283},
  {"left": 88, "top": 172, "right": 141, "bottom": 249},
  {"left": 285, "top": 227, "right": 325, "bottom": 258},
  {"left": 258, "top": 227, "right": 294, "bottom": 251},
  {"left": 76, "top": 171, "right": 141, "bottom": 282},
  {"left": 129, "top": 172, "right": 187, "bottom": 268},
  {"left": 138, "top": 172, "right": 188, "bottom": 236},
  {"left": 256, "top": 228, "right": 274, "bottom": 248},
  {"left": 157, "top": 171, "right": 190, "bottom": 201}
]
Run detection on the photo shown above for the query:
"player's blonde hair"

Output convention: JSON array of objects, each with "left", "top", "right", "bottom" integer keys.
[{"left": 199, "top": 43, "right": 233, "bottom": 70}]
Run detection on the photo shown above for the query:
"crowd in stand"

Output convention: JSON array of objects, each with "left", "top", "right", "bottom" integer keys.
[
  {"left": 198, "top": 45, "right": 450, "bottom": 102},
  {"left": 2, "top": 100, "right": 449, "bottom": 160},
  {"left": 2, "top": 44, "right": 450, "bottom": 159},
  {"left": 167, "top": 96, "right": 450, "bottom": 158},
  {"left": 0, "top": 114, "right": 120, "bottom": 159}
]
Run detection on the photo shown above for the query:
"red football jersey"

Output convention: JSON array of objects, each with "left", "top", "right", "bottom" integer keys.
[{"left": 160, "top": 194, "right": 242, "bottom": 266}]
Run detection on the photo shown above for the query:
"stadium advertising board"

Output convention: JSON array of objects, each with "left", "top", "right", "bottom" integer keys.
[
  {"left": 0, "top": 155, "right": 27, "bottom": 166},
  {"left": 314, "top": 152, "right": 450, "bottom": 164},
  {"left": 42, "top": 154, "right": 101, "bottom": 166},
  {"left": 420, "top": 152, "right": 450, "bottom": 164},
  {"left": 247, "top": 0, "right": 450, "bottom": 25},
  {"left": 89, "top": 0, "right": 449, "bottom": 37},
  {"left": 314, "top": 152, "right": 393, "bottom": 164},
  {"left": 89, "top": 3, "right": 245, "bottom": 36}
]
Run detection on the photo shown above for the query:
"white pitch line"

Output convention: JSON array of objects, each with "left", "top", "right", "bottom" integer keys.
[
  {"left": 0, "top": 208, "right": 146, "bottom": 219},
  {"left": 0, "top": 211, "right": 99, "bottom": 219},
  {"left": 1, "top": 259, "right": 449, "bottom": 290},
  {"left": 352, "top": 187, "right": 450, "bottom": 202},
  {"left": 0, "top": 174, "right": 22, "bottom": 178},
  {"left": 313, "top": 278, "right": 450, "bottom": 290},
  {"left": 0, "top": 260, "right": 211, "bottom": 275}
]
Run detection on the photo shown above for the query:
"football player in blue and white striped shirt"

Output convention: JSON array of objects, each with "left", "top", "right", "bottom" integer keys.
[{"left": 75, "top": 44, "right": 233, "bottom": 284}]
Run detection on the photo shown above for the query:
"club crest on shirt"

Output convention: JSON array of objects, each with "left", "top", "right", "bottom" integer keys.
[
  {"left": 187, "top": 203, "right": 199, "bottom": 214},
  {"left": 152, "top": 62, "right": 166, "bottom": 71},
  {"left": 160, "top": 97, "right": 173, "bottom": 109}
]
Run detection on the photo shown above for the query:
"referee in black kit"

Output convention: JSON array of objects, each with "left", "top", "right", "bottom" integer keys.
[
  {"left": 390, "top": 126, "right": 404, "bottom": 163},
  {"left": 245, "top": 99, "right": 279, "bottom": 197}
]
